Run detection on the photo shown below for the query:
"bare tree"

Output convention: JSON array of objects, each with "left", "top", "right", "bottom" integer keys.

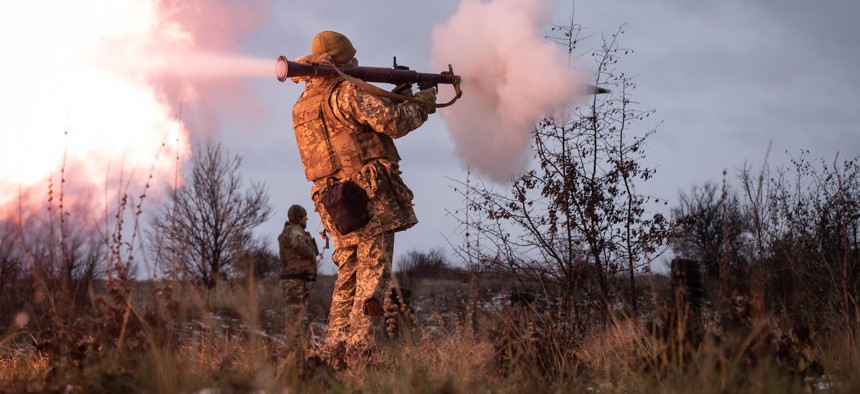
[
  {"left": 149, "top": 141, "right": 272, "bottom": 288},
  {"left": 451, "top": 26, "right": 667, "bottom": 327}
]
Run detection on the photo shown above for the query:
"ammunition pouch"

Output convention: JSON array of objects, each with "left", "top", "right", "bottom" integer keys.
[
  {"left": 320, "top": 179, "right": 371, "bottom": 235},
  {"left": 363, "top": 298, "right": 384, "bottom": 316}
]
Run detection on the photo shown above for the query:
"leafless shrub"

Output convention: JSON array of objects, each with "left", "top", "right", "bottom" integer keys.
[
  {"left": 672, "top": 153, "right": 860, "bottom": 334},
  {"left": 672, "top": 181, "right": 749, "bottom": 282},
  {"left": 751, "top": 153, "right": 859, "bottom": 335},
  {"left": 0, "top": 221, "right": 28, "bottom": 324},
  {"left": 233, "top": 238, "right": 280, "bottom": 281},
  {"left": 396, "top": 248, "right": 466, "bottom": 288}
]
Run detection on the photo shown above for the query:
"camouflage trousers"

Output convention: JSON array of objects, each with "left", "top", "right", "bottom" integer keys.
[
  {"left": 282, "top": 279, "right": 310, "bottom": 352},
  {"left": 325, "top": 231, "right": 394, "bottom": 351}
]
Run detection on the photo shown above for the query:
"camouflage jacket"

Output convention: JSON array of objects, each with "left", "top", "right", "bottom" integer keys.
[
  {"left": 292, "top": 77, "right": 427, "bottom": 248},
  {"left": 278, "top": 222, "right": 318, "bottom": 280}
]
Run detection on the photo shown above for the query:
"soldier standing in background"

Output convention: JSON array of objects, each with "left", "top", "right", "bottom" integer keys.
[
  {"left": 287, "top": 30, "right": 436, "bottom": 364},
  {"left": 278, "top": 204, "right": 319, "bottom": 359}
]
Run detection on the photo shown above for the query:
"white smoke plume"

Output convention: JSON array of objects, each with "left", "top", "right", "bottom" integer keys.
[{"left": 432, "top": 0, "right": 583, "bottom": 183}]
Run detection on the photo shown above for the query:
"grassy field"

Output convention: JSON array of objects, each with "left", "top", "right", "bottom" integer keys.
[{"left": 1, "top": 270, "right": 856, "bottom": 393}]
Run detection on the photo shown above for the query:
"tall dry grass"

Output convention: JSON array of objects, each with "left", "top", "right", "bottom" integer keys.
[
  {"left": 2, "top": 266, "right": 859, "bottom": 393},
  {"left": 2, "top": 150, "right": 858, "bottom": 393}
]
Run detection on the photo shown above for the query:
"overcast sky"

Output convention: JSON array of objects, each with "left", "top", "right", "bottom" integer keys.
[{"left": 186, "top": 0, "right": 860, "bottom": 273}]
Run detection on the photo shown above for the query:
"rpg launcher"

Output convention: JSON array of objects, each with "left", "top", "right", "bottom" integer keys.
[
  {"left": 276, "top": 55, "right": 463, "bottom": 108},
  {"left": 275, "top": 55, "right": 609, "bottom": 108}
]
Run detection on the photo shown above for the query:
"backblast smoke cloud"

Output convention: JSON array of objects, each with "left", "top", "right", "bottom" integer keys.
[
  {"left": 432, "top": 0, "right": 584, "bottom": 183},
  {"left": 0, "top": 0, "right": 269, "bottom": 218}
]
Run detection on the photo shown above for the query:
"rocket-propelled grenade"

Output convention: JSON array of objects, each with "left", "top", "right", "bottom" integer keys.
[
  {"left": 275, "top": 55, "right": 608, "bottom": 96},
  {"left": 276, "top": 55, "right": 460, "bottom": 91},
  {"left": 588, "top": 85, "right": 611, "bottom": 94}
]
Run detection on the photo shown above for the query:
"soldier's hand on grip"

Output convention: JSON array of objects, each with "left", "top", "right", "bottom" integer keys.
[
  {"left": 414, "top": 88, "right": 437, "bottom": 114},
  {"left": 391, "top": 83, "right": 414, "bottom": 98}
]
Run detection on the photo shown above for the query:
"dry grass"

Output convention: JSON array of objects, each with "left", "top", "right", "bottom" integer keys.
[{"left": 0, "top": 272, "right": 856, "bottom": 393}]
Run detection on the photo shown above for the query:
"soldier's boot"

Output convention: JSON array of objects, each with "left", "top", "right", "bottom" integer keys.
[
  {"left": 345, "top": 342, "right": 378, "bottom": 370},
  {"left": 317, "top": 340, "right": 347, "bottom": 371}
]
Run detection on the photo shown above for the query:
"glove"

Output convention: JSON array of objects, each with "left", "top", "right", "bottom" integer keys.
[
  {"left": 391, "top": 83, "right": 414, "bottom": 98},
  {"left": 413, "top": 88, "right": 437, "bottom": 114}
]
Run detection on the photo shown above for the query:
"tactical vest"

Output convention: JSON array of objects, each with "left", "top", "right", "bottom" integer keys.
[{"left": 292, "top": 78, "right": 401, "bottom": 182}]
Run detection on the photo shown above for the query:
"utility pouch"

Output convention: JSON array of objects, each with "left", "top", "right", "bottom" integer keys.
[
  {"left": 320, "top": 179, "right": 370, "bottom": 235},
  {"left": 363, "top": 298, "right": 384, "bottom": 317}
]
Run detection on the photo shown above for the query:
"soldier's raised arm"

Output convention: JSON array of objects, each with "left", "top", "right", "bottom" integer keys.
[{"left": 333, "top": 81, "right": 435, "bottom": 139}]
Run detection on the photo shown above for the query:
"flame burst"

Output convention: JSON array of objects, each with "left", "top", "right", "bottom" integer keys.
[{"left": 0, "top": 1, "right": 269, "bottom": 219}]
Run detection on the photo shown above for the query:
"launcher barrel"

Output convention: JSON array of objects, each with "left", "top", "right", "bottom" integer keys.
[{"left": 276, "top": 56, "right": 461, "bottom": 87}]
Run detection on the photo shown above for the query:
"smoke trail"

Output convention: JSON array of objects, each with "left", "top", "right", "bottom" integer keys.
[
  {"left": 140, "top": 0, "right": 272, "bottom": 130},
  {"left": 0, "top": 0, "right": 269, "bottom": 217},
  {"left": 432, "top": 0, "right": 583, "bottom": 183}
]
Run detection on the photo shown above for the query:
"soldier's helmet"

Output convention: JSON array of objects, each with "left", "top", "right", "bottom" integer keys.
[
  {"left": 288, "top": 204, "right": 307, "bottom": 224},
  {"left": 311, "top": 31, "right": 356, "bottom": 64}
]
